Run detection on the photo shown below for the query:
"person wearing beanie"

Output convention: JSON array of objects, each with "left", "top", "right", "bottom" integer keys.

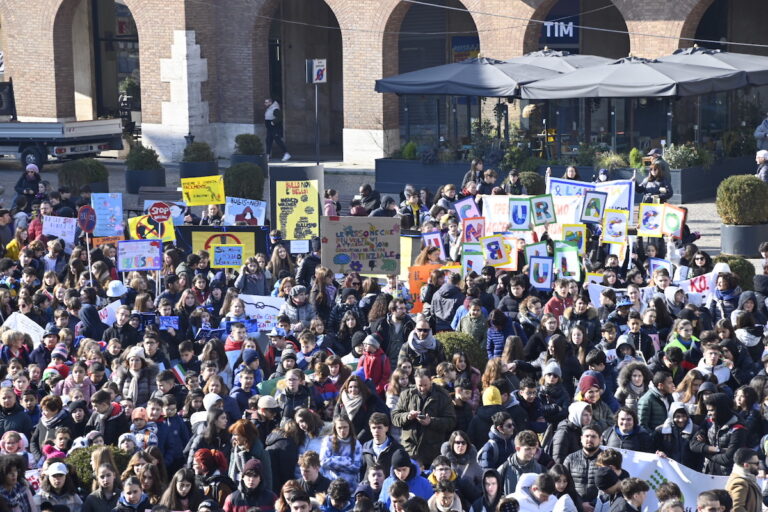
[
  {"left": 342, "top": 331, "right": 367, "bottom": 367},
  {"left": 50, "top": 343, "right": 69, "bottom": 363},
  {"left": 577, "top": 372, "right": 614, "bottom": 433},
  {"left": 66, "top": 399, "right": 89, "bottom": 439},
  {"left": 223, "top": 457, "right": 277, "bottom": 512},
  {"left": 279, "top": 285, "right": 316, "bottom": 332},
  {"left": 118, "top": 432, "right": 139, "bottom": 455},
  {"left": 593, "top": 466, "right": 622, "bottom": 512},
  {"left": 129, "top": 406, "right": 158, "bottom": 450},
  {"left": 233, "top": 348, "right": 265, "bottom": 387},
  {"left": 538, "top": 360, "right": 570, "bottom": 421},
  {"left": 268, "top": 347, "right": 298, "bottom": 380},
  {"left": 327, "top": 288, "right": 363, "bottom": 334},
  {"left": 379, "top": 448, "right": 433, "bottom": 507},
  {"left": 264, "top": 326, "right": 299, "bottom": 376},
  {"left": 355, "top": 334, "right": 391, "bottom": 396}
]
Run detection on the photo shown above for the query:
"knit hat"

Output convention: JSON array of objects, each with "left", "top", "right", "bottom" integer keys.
[
  {"left": 482, "top": 385, "right": 502, "bottom": 406},
  {"left": 67, "top": 400, "right": 88, "bottom": 414},
  {"left": 43, "top": 328, "right": 59, "bottom": 339},
  {"left": 118, "top": 433, "right": 138, "bottom": 447},
  {"left": 281, "top": 347, "right": 297, "bottom": 361},
  {"left": 340, "top": 288, "right": 359, "bottom": 302},
  {"left": 242, "top": 349, "right": 259, "bottom": 366},
  {"left": 51, "top": 343, "right": 68, "bottom": 361},
  {"left": 243, "top": 458, "right": 262, "bottom": 477},
  {"left": 351, "top": 331, "right": 367, "bottom": 349},
  {"left": 290, "top": 285, "right": 307, "bottom": 298},
  {"left": 203, "top": 393, "right": 222, "bottom": 411},
  {"left": 257, "top": 395, "right": 279, "bottom": 409},
  {"left": 578, "top": 375, "right": 601, "bottom": 395},
  {"left": 594, "top": 466, "right": 620, "bottom": 491},
  {"left": 363, "top": 334, "right": 381, "bottom": 350},
  {"left": 543, "top": 361, "right": 562, "bottom": 378},
  {"left": 131, "top": 407, "right": 148, "bottom": 421},
  {"left": 41, "top": 367, "right": 61, "bottom": 382},
  {"left": 390, "top": 448, "right": 412, "bottom": 471}
]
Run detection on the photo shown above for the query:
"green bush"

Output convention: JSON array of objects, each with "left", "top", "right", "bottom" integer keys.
[
  {"left": 435, "top": 331, "right": 487, "bottom": 373},
  {"left": 716, "top": 175, "right": 768, "bottom": 225},
  {"left": 402, "top": 141, "right": 418, "bottom": 160},
  {"left": 59, "top": 158, "right": 109, "bottom": 190},
  {"left": 519, "top": 156, "right": 546, "bottom": 174},
  {"left": 67, "top": 445, "right": 130, "bottom": 487},
  {"left": 183, "top": 141, "right": 215, "bottom": 162},
  {"left": 125, "top": 144, "right": 163, "bottom": 171},
  {"left": 519, "top": 171, "right": 545, "bottom": 195},
  {"left": 664, "top": 143, "right": 713, "bottom": 169},
  {"left": 594, "top": 151, "right": 628, "bottom": 170},
  {"left": 575, "top": 143, "right": 598, "bottom": 167},
  {"left": 723, "top": 130, "right": 757, "bottom": 158},
  {"left": 500, "top": 144, "right": 526, "bottom": 172},
  {"left": 628, "top": 147, "right": 644, "bottom": 169},
  {"left": 234, "top": 134, "right": 264, "bottom": 155},
  {"left": 224, "top": 163, "right": 266, "bottom": 201},
  {"left": 713, "top": 254, "right": 756, "bottom": 291}
]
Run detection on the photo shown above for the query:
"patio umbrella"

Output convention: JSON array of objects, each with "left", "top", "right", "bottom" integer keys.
[
  {"left": 658, "top": 46, "right": 768, "bottom": 86},
  {"left": 374, "top": 57, "right": 559, "bottom": 97},
  {"left": 506, "top": 48, "right": 612, "bottom": 73},
  {"left": 520, "top": 56, "right": 749, "bottom": 99}
]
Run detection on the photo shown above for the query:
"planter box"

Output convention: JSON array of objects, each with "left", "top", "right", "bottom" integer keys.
[
  {"left": 125, "top": 169, "right": 166, "bottom": 194},
  {"left": 721, "top": 223, "right": 768, "bottom": 257},
  {"left": 669, "top": 156, "right": 753, "bottom": 204},
  {"left": 375, "top": 159, "right": 470, "bottom": 196},
  {"left": 179, "top": 161, "right": 218, "bottom": 179},
  {"left": 91, "top": 181, "right": 109, "bottom": 193}
]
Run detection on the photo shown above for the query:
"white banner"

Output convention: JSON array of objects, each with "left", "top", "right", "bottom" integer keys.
[
  {"left": 678, "top": 271, "right": 717, "bottom": 306},
  {"left": 596, "top": 179, "right": 635, "bottom": 213},
  {"left": 2, "top": 312, "right": 46, "bottom": 348},
  {"left": 239, "top": 294, "right": 286, "bottom": 332},
  {"left": 42, "top": 215, "right": 77, "bottom": 244}
]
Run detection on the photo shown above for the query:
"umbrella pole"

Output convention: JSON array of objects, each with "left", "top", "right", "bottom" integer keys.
[
  {"left": 466, "top": 96, "right": 471, "bottom": 144},
  {"left": 405, "top": 97, "right": 410, "bottom": 143},
  {"left": 452, "top": 97, "right": 458, "bottom": 145},
  {"left": 696, "top": 96, "right": 702, "bottom": 146},
  {"left": 436, "top": 98, "right": 441, "bottom": 145},
  {"left": 667, "top": 98, "right": 673, "bottom": 147},
  {"left": 610, "top": 99, "right": 617, "bottom": 152}
]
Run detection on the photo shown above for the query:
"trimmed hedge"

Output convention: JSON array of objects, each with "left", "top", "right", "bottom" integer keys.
[
  {"left": 713, "top": 254, "right": 756, "bottom": 291},
  {"left": 716, "top": 175, "right": 768, "bottom": 225},
  {"left": 67, "top": 445, "right": 131, "bottom": 486},
  {"left": 519, "top": 171, "right": 546, "bottom": 195},
  {"left": 435, "top": 331, "right": 487, "bottom": 373}
]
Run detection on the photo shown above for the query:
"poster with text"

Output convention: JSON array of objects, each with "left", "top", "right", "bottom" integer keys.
[
  {"left": 143, "top": 200, "right": 187, "bottom": 226},
  {"left": 117, "top": 240, "right": 163, "bottom": 272},
  {"left": 422, "top": 231, "right": 447, "bottom": 260},
  {"left": 181, "top": 175, "right": 225, "bottom": 206},
  {"left": 211, "top": 244, "right": 244, "bottom": 268},
  {"left": 42, "top": 216, "right": 77, "bottom": 244},
  {"left": 530, "top": 194, "right": 557, "bottom": 226},
  {"left": 320, "top": 216, "right": 400, "bottom": 275},
  {"left": 453, "top": 196, "right": 481, "bottom": 221},
  {"left": 480, "top": 194, "right": 511, "bottom": 234},
  {"left": 240, "top": 294, "right": 286, "bottom": 331},
  {"left": 547, "top": 177, "right": 595, "bottom": 197},
  {"left": 480, "top": 235, "right": 510, "bottom": 267},
  {"left": 92, "top": 193, "right": 124, "bottom": 237},
  {"left": 276, "top": 180, "right": 320, "bottom": 240},
  {"left": 602, "top": 209, "right": 629, "bottom": 244},
  {"left": 637, "top": 203, "right": 664, "bottom": 238},
  {"left": 408, "top": 263, "right": 442, "bottom": 313},
  {"left": 596, "top": 179, "right": 635, "bottom": 212},
  {"left": 223, "top": 197, "right": 267, "bottom": 226},
  {"left": 128, "top": 215, "right": 175, "bottom": 242},
  {"left": 461, "top": 217, "right": 484, "bottom": 243}
]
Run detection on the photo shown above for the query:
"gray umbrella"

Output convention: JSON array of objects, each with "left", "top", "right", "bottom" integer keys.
[
  {"left": 658, "top": 46, "right": 768, "bottom": 86},
  {"left": 506, "top": 48, "right": 612, "bottom": 73},
  {"left": 520, "top": 56, "right": 749, "bottom": 99},
  {"left": 375, "top": 57, "right": 559, "bottom": 97}
]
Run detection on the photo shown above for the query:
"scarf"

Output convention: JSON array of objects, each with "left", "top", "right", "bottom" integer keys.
[
  {"left": 117, "top": 492, "right": 149, "bottom": 510},
  {"left": 0, "top": 482, "right": 33, "bottom": 512},
  {"left": 340, "top": 391, "right": 363, "bottom": 420},
  {"left": 41, "top": 409, "right": 67, "bottom": 429},
  {"left": 715, "top": 289, "right": 739, "bottom": 302},
  {"left": 127, "top": 369, "right": 141, "bottom": 403},
  {"left": 629, "top": 383, "right": 646, "bottom": 396},
  {"left": 409, "top": 333, "right": 436, "bottom": 354}
]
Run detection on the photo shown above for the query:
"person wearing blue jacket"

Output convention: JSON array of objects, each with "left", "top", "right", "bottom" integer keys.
[{"left": 379, "top": 449, "right": 433, "bottom": 508}]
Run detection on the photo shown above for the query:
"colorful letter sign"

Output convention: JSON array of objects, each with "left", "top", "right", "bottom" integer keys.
[
  {"left": 453, "top": 196, "right": 481, "bottom": 221},
  {"left": 462, "top": 217, "right": 485, "bottom": 243},
  {"left": 637, "top": 203, "right": 664, "bottom": 238},
  {"left": 580, "top": 190, "right": 608, "bottom": 224},
  {"left": 602, "top": 209, "right": 629, "bottom": 244},
  {"left": 530, "top": 194, "right": 557, "bottom": 226},
  {"left": 92, "top": 193, "right": 124, "bottom": 237},
  {"left": 211, "top": 244, "right": 244, "bottom": 268},
  {"left": 529, "top": 256, "right": 554, "bottom": 290},
  {"left": 662, "top": 204, "right": 687, "bottom": 239},
  {"left": 509, "top": 197, "right": 531, "bottom": 230},
  {"left": 117, "top": 240, "right": 163, "bottom": 272},
  {"left": 480, "top": 235, "right": 510, "bottom": 267},
  {"left": 275, "top": 180, "right": 320, "bottom": 240},
  {"left": 181, "top": 175, "right": 225, "bottom": 206}
]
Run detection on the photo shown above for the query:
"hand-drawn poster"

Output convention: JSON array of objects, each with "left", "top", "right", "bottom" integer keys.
[
  {"left": 637, "top": 203, "right": 664, "bottom": 238},
  {"left": 408, "top": 263, "right": 442, "bottom": 314},
  {"left": 602, "top": 209, "right": 629, "bottom": 244},
  {"left": 530, "top": 194, "right": 557, "bottom": 226},
  {"left": 422, "top": 231, "right": 447, "bottom": 260},
  {"left": 180, "top": 175, "right": 225, "bottom": 206},
  {"left": 480, "top": 194, "right": 511, "bottom": 235},
  {"left": 508, "top": 197, "right": 531, "bottom": 231},
  {"left": 223, "top": 197, "right": 267, "bottom": 226},
  {"left": 92, "top": 193, "right": 124, "bottom": 237},
  {"left": 276, "top": 180, "right": 320, "bottom": 240},
  {"left": 320, "top": 217, "right": 400, "bottom": 274},
  {"left": 240, "top": 294, "right": 286, "bottom": 331},
  {"left": 529, "top": 256, "right": 554, "bottom": 291},
  {"left": 462, "top": 217, "right": 485, "bottom": 243}
]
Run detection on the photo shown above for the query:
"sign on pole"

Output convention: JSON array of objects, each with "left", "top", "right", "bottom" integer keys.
[
  {"left": 307, "top": 59, "right": 327, "bottom": 84},
  {"left": 77, "top": 206, "right": 97, "bottom": 234},
  {"left": 148, "top": 202, "right": 171, "bottom": 223}
]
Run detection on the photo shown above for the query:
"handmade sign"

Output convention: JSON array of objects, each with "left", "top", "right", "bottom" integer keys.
[
  {"left": 586, "top": 272, "right": 603, "bottom": 285},
  {"left": 2, "top": 312, "right": 46, "bottom": 348},
  {"left": 498, "top": 232, "right": 520, "bottom": 272},
  {"left": 159, "top": 316, "right": 180, "bottom": 330},
  {"left": 98, "top": 300, "right": 122, "bottom": 327},
  {"left": 530, "top": 194, "right": 557, "bottom": 226},
  {"left": 648, "top": 257, "right": 673, "bottom": 276},
  {"left": 91, "top": 193, "right": 124, "bottom": 237},
  {"left": 547, "top": 177, "right": 595, "bottom": 197},
  {"left": 461, "top": 217, "right": 485, "bottom": 243},
  {"left": 181, "top": 175, "right": 225, "bottom": 206},
  {"left": 602, "top": 209, "right": 629, "bottom": 244},
  {"left": 211, "top": 244, "right": 244, "bottom": 268},
  {"left": 480, "top": 195, "right": 511, "bottom": 235},
  {"left": 508, "top": 197, "right": 531, "bottom": 230},
  {"left": 580, "top": 190, "right": 608, "bottom": 224},
  {"left": 408, "top": 263, "right": 442, "bottom": 314},
  {"left": 453, "top": 196, "right": 481, "bottom": 221},
  {"left": 223, "top": 197, "right": 267, "bottom": 226},
  {"left": 422, "top": 231, "right": 447, "bottom": 260},
  {"left": 320, "top": 217, "right": 400, "bottom": 274},
  {"left": 461, "top": 243, "right": 484, "bottom": 276},
  {"left": 595, "top": 179, "right": 635, "bottom": 212},
  {"left": 637, "top": 203, "right": 664, "bottom": 238},
  {"left": 662, "top": 204, "right": 687, "bottom": 239},
  {"left": 128, "top": 215, "right": 175, "bottom": 242},
  {"left": 179, "top": 226, "right": 266, "bottom": 257},
  {"left": 554, "top": 241, "right": 581, "bottom": 281},
  {"left": 524, "top": 241, "right": 548, "bottom": 264},
  {"left": 240, "top": 294, "right": 286, "bottom": 332},
  {"left": 42, "top": 216, "right": 77, "bottom": 244},
  {"left": 562, "top": 224, "right": 587, "bottom": 254},
  {"left": 143, "top": 200, "right": 187, "bottom": 226},
  {"left": 399, "top": 235, "right": 422, "bottom": 280},
  {"left": 480, "top": 235, "right": 510, "bottom": 267},
  {"left": 678, "top": 271, "right": 716, "bottom": 304},
  {"left": 92, "top": 235, "right": 125, "bottom": 246},
  {"left": 117, "top": 240, "right": 163, "bottom": 272},
  {"left": 529, "top": 256, "right": 554, "bottom": 290},
  {"left": 275, "top": 180, "right": 320, "bottom": 240}
]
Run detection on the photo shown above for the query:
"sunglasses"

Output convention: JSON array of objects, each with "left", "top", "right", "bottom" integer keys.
[{"left": 416, "top": 328, "right": 430, "bottom": 333}]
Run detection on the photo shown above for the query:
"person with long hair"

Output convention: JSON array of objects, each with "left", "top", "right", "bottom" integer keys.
[
  {"left": 636, "top": 162, "right": 673, "bottom": 203},
  {"left": 267, "top": 245, "right": 296, "bottom": 279},
  {"left": 34, "top": 461, "right": 83, "bottom": 511},
  {"left": 420, "top": 270, "right": 444, "bottom": 307},
  {"left": 82, "top": 462, "right": 120, "bottom": 512},
  {"left": 113, "top": 476, "right": 152, "bottom": 512},
  {"left": 453, "top": 351, "right": 481, "bottom": 411},
  {"left": 548, "top": 464, "right": 582, "bottom": 512},
  {"left": 734, "top": 385, "right": 764, "bottom": 447},
  {"left": 294, "top": 407, "right": 328, "bottom": 465},
  {"left": 334, "top": 374, "right": 388, "bottom": 442},
  {"left": 441, "top": 430, "right": 483, "bottom": 491},
  {"left": 319, "top": 415, "right": 363, "bottom": 488},
  {"left": 187, "top": 408, "right": 232, "bottom": 466},
  {"left": 0, "top": 454, "right": 35, "bottom": 512},
  {"left": 228, "top": 418, "right": 273, "bottom": 491},
  {"left": 358, "top": 278, "right": 382, "bottom": 320},
  {"left": 193, "top": 448, "right": 236, "bottom": 507},
  {"left": 138, "top": 463, "right": 164, "bottom": 504},
  {"left": 524, "top": 313, "right": 563, "bottom": 361},
  {"left": 265, "top": 421, "right": 302, "bottom": 494},
  {"left": 121, "top": 450, "right": 156, "bottom": 481},
  {"left": 159, "top": 468, "right": 204, "bottom": 512},
  {"left": 414, "top": 246, "right": 443, "bottom": 266},
  {"left": 275, "top": 480, "right": 303, "bottom": 512},
  {"left": 310, "top": 266, "right": 337, "bottom": 324}
]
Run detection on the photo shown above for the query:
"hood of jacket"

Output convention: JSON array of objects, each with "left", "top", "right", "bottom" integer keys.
[
  {"left": 563, "top": 306, "right": 598, "bottom": 321},
  {"left": 664, "top": 286, "right": 683, "bottom": 306},
  {"left": 754, "top": 275, "right": 768, "bottom": 296},
  {"left": 737, "top": 291, "right": 759, "bottom": 310},
  {"left": 697, "top": 360, "right": 731, "bottom": 384},
  {"left": 567, "top": 401, "right": 590, "bottom": 427},
  {"left": 436, "top": 282, "right": 463, "bottom": 299},
  {"left": 735, "top": 327, "right": 763, "bottom": 348},
  {"left": 440, "top": 440, "right": 478, "bottom": 467},
  {"left": 660, "top": 401, "right": 693, "bottom": 435}
]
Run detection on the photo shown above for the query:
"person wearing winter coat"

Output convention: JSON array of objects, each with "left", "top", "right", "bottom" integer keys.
[
  {"left": 430, "top": 274, "right": 465, "bottom": 332},
  {"left": 265, "top": 424, "right": 299, "bottom": 494},
  {"left": 30, "top": 394, "right": 76, "bottom": 463},
  {"left": 652, "top": 401, "right": 702, "bottom": 471},
  {"left": 440, "top": 431, "right": 483, "bottom": 493},
  {"left": 112, "top": 347, "right": 159, "bottom": 408},
  {"left": 710, "top": 273, "right": 741, "bottom": 324},
  {"left": 368, "top": 299, "right": 416, "bottom": 372},
  {"left": 0, "top": 387, "right": 32, "bottom": 441},
  {"left": 380, "top": 448, "right": 434, "bottom": 507},
  {"left": 275, "top": 369, "right": 322, "bottom": 420},
  {"left": 563, "top": 424, "right": 602, "bottom": 505},
  {"left": 601, "top": 407, "right": 653, "bottom": 452},
  {"left": 497, "top": 430, "right": 543, "bottom": 496},
  {"left": 356, "top": 335, "right": 391, "bottom": 396},
  {"left": 696, "top": 344, "right": 736, "bottom": 388},
  {"left": 320, "top": 416, "right": 363, "bottom": 489},
  {"left": 637, "top": 371, "right": 674, "bottom": 431},
  {"left": 635, "top": 163, "right": 673, "bottom": 203},
  {"left": 223, "top": 458, "right": 277, "bottom": 512},
  {"left": 725, "top": 448, "right": 762, "bottom": 512},
  {"left": 614, "top": 362, "right": 652, "bottom": 411},
  {"left": 234, "top": 258, "right": 268, "bottom": 296},
  {"left": 477, "top": 411, "right": 516, "bottom": 470},
  {"left": 279, "top": 285, "right": 316, "bottom": 332},
  {"left": 360, "top": 412, "right": 404, "bottom": 478},
  {"left": 689, "top": 392, "right": 748, "bottom": 475},
  {"left": 334, "top": 377, "right": 389, "bottom": 443},
  {"left": 561, "top": 300, "right": 601, "bottom": 345},
  {"left": 470, "top": 469, "right": 502, "bottom": 512},
  {"left": 551, "top": 402, "right": 591, "bottom": 465},
  {"left": 511, "top": 473, "right": 558, "bottom": 512},
  {"left": 398, "top": 320, "right": 447, "bottom": 376},
  {"left": 86, "top": 390, "right": 131, "bottom": 446},
  {"left": 227, "top": 419, "right": 273, "bottom": 493},
  {"left": 538, "top": 363, "right": 570, "bottom": 424},
  {"left": 328, "top": 289, "right": 363, "bottom": 334}
]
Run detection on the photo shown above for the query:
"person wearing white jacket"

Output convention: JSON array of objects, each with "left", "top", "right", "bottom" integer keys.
[{"left": 511, "top": 473, "right": 557, "bottom": 512}]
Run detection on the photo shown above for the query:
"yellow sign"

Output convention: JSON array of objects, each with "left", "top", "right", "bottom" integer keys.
[
  {"left": 181, "top": 175, "right": 225, "bottom": 206},
  {"left": 275, "top": 180, "right": 319, "bottom": 240},
  {"left": 128, "top": 215, "right": 175, "bottom": 242},
  {"left": 191, "top": 230, "right": 256, "bottom": 258}
]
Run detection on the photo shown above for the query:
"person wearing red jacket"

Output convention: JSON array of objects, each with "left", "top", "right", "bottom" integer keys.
[
  {"left": 544, "top": 279, "right": 573, "bottom": 320},
  {"left": 357, "top": 334, "right": 391, "bottom": 396},
  {"left": 27, "top": 200, "right": 52, "bottom": 242}
]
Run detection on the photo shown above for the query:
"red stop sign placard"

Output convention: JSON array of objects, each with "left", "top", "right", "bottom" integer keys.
[{"left": 148, "top": 202, "right": 171, "bottom": 223}]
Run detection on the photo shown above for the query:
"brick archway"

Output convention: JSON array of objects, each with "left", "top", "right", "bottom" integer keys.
[{"left": 679, "top": 0, "right": 716, "bottom": 46}]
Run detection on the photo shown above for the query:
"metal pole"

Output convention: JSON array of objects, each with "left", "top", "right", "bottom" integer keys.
[
  {"left": 436, "top": 98, "right": 441, "bottom": 143},
  {"left": 667, "top": 98, "right": 673, "bottom": 146},
  {"left": 610, "top": 100, "right": 617, "bottom": 152},
  {"left": 404, "top": 97, "right": 410, "bottom": 142},
  {"left": 696, "top": 96, "right": 702, "bottom": 146},
  {"left": 315, "top": 83, "right": 320, "bottom": 166},
  {"left": 466, "top": 97, "right": 471, "bottom": 144},
  {"left": 85, "top": 234, "right": 92, "bottom": 284}
]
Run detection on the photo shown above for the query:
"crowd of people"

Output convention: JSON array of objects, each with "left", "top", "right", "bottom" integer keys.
[{"left": 0, "top": 156, "right": 763, "bottom": 512}]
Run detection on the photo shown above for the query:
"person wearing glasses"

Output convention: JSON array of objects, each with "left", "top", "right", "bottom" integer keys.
[
  {"left": 398, "top": 319, "right": 446, "bottom": 376},
  {"left": 477, "top": 411, "right": 515, "bottom": 470},
  {"left": 369, "top": 298, "right": 415, "bottom": 370},
  {"left": 725, "top": 448, "right": 762, "bottom": 512}
]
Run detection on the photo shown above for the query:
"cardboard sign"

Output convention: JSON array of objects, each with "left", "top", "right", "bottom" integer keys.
[
  {"left": 143, "top": 200, "right": 187, "bottom": 225},
  {"left": 497, "top": 232, "right": 521, "bottom": 272},
  {"left": 128, "top": 215, "right": 175, "bottom": 242},
  {"left": 562, "top": 224, "right": 587, "bottom": 254},
  {"left": 524, "top": 241, "right": 548, "bottom": 263},
  {"left": 480, "top": 195, "right": 511, "bottom": 235},
  {"left": 223, "top": 196, "right": 267, "bottom": 226},
  {"left": 408, "top": 263, "right": 442, "bottom": 314},
  {"left": 181, "top": 175, "right": 225, "bottom": 206},
  {"left": 183, "top": 227, "right": 262, "bottom": 257},
  {"left": 98, "top": 300, "right": 122, "bottom": 327},
  {"left": 422, "top": 231, "right": 447, "bottom": 260},
  {"left": 2, "top": 312, "right": 46, "bottom": 348},
  {"left": 580, "top": 190, "right": 608, "bottom": 224},
  {"left": 240, "top": 294, "right": 286, "bottom": 331},
  {"left": 461, "top": 242, "right": 484, "bottom": 276},
  {"left": 159, "top": 316, "right": 180, "bottom": 330},
  {"left": 529, "top": 256, "right": 554, "bottom": 290},
  {"left": 92, "top": 235, "right": 125, "bottom": 246},
  {"left": 554, "top": 241, "right": 581, "bottom": 281},
  {"left": 649, "top": 257, "right": 673, "bottom": 276},
  {"left": 509, "top": 197, "right": 531, "bottom": 230},
  {"left": 117, "top": 240, "right": 163, "bottom": 271},
  {"left": 602, "top": 209, "right": 629, "bottom": 244},
  {"left": 42, "top": 216, "right": 77, "bottom": 244},
  {"left": 211, "top": 244, "right": 244, "bottom": 268},
  {"left": 586, "top": 272, "right": 604, "bottom": 285},
  {"left": 320, "top": 216, "right": 400, "bottom": 274},
  {"left": 275, "top": 180, "right": 320, "bottom": 240},
  {"left": 480, "top": 235, "right": 510, "bottom": 267},
  {"left": 637, "top": 203, "right": 664, "bottom": 238},
  {"left": 92, "top": 193, "right": 124, "bottom": 237},
  {"left": 530, "top": 194, "right": 557, "bottom": 226},
  {"left": 462, "top": 217, "right": 485, "bottom": 243},
  {"left": 453, "top": 196, "right": 481, "bottom": 221},
  {"left": 662, "top": 204, "right": 687, "bottom": 239}
]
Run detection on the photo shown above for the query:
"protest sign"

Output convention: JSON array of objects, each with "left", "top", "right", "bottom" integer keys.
[
  {"left": 461, "top": 243, "right": 484, "bottom": 276},
  {"left": 497, "top": 232, "right": 520, "bottom": 272},
  {"left": 181, "top": 175, "right": 225, "bottom": 206},
  {"left": 508, "top": 197, "right": 531, "bottom": 230},
  {"left": 117, "top": 240, "right": 163, "bottom": 272},
  {"left": 524, "top": 241, "right": 548, "bottom": 263},
  {"left": 453, "top": 196, "right": 481, "bottom": 221},
  {"left": 179, "top": 226, "right": 266, "bottom": 257},
  {"left": 128, "top": 215, "right": 175, "bottom": 242},
  {"left": 92, "top": 235, "right": 125, "bottom": 246},
  {"left": 98, "top": 300, "right": 122, "bottom": 327},
  {"left": 223, "top": 196, "right": 267, "bottom": 226},
  {"left": 240, "top": 294, "right": 286, "bottom": 331},
  {"left": 602, "top": 209, "right": 629, "bottom": 244},
  {"left": 143, "top": 200, "right": 187, "bottom": 225},
  {"left": 662, "top": 204, "right": 687, "bottom": 239},
  {"left": 562, "top": 224, "right": 587, "bottom": 254},
  {"left": 586, "top": 272, "right": 603, "bottom": 285},
  {"left": 422, "top": 231, "right": 446, "bottom": 260},
  {"left": 637, "top": 203, "right": 664, "bottom": 237},
  {"left": 596, "top": 179, "right": 634, "bottom": 211},
  {"left": 211, "top": 244, "right": 244, "bottom": 268},
  {"left": 530, "top": 194, "right": 557, "bottom": 226},
  {"left": 92, "top": 193, "right": 124, "bottom": 237},
  {"left": 579, "top": 190, "right": 608, "bottom": 224},
  {"left": 648, "top": 257, "right": 673, "bottom": 276},
  {"left": 480, "top": 195, "right": 510, "bottom": 234},
  {"left": 480, "top": 235, "right": 510, "bottom": 267},
  {"left": 461, "top": 217, "right": 484, "bottom": 243},
  {"left": 679, "top": 271, "right": 716, "bottom": 304},
  {"left": 408, "top": 263, "right": 442, "bottom": 313},
  {"left": 42, "top": 216, "right": 77, "bottom": 244},
  {"left": 275, "top": 180, "right": 320, "bottom": 240},
  {"left": 290, "top": 240, "right": 309, "bottom": 254},
  {"left": 554, "top": 241, "right": 581, "bottom": 280},
  {"left": 2, "top": 312, "right": 46, "bottom": 348},
  {"left": 547, "top": 177, "right": 594, "bottom": 197},
  {"left": 320, "top": 217, "right": 400, "bottom": 275},
  {"left": 159, "top": 316, "right": 180, "bottom": 330},
  {"left": 529, "top": 256, "right": 554, "bottom": 290},
  {"left": 399, "top": 235, "right": 422, "bottom": 281}
]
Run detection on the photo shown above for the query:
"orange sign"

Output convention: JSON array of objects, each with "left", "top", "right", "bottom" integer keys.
[{"left": 408, "top": 264, "right": 442, "bottom": 314}]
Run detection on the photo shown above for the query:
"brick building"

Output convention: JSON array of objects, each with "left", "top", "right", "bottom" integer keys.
[{"left": 0, "top": 0, "right": 765, "bottom": 164}]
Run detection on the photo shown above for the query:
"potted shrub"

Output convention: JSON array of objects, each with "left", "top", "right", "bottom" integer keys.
[
  {"left": 125, "top": 144, "right": 165, "bottom": 194},
  {"left": 594, "top": 151, "right": 633, "bottom": 180},
  {"left": 434, "top": 331, "right": 487, "bottom": 372},
  {"left": 519, "top": 171, "right": 546, "bottom": 195},
  {"left": 223, "top": 163, "right": 266, "bottom": 201},
  {"left": 717, "top": 174, "right": 768, "bottom": 257},
  {"left": 59, "top": 158, "right": 109, "bottom": 193},
  {"left": 179, "top": 141, "right": 217, "bottom": 179},
  {"left": 713, "top": 254, "right": 756, "bottom": 291},
  {"left": 231, "top": 134, "right": 268, "bottom": 175}
]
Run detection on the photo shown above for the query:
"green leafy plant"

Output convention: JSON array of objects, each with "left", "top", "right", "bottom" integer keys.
[
  {"left": 500, "top": 144, "right": 526, "bottom": 173},
  {"left": 401, "top": 141, "right": 418, "bottom": 160},
  {"left": 467, "top": 119, "right": 503, "bottom": 169},
  {"left": 435, "top": 331, "right": 487, "bottom": 373},
  {"left": 519, "top": 156, "right": 546, "bottom": 174},
  {"left": 118, "top": 76, "right": 140, "bottom": 99},
  {"left": 575, "top": 143, "right": 599, "bottom": 167},
  {"left": 59, "top": 158, "right": 109, "bottom": 190},
  {"left": 234, "top": 134, "right": 264, "bottom": 155},
  {"left": 224, "top": 163, "right": 266, "bottom": 201},
  {"left": 713, "top": 254, "right": 756, "bottom": 291},
  {"left": 594, "top": 151, "right": 628, "bottom": 170},
  {"left": 664, "top": 143, "right": 713, "bottom": 169},
  {"left": 182, "top": 142, "right": 215, "bottom": 163},
  {"left": 628, "top": 147, "right": 644, "bottom": 169},
  {"left": 67, "top": 445, "right": 130, "bottom": 486},
  {"left": 519, "top": 171, "right": 546, "bottom": 195},
  {"left": 722, "top": 130, "right": 757, "bottom": 158},
  {"left": 716, "top": 175, "right": 768, "bottom": 225},
  {"left": 125, "top": 144, "right": 163, "bottom": 172}
]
